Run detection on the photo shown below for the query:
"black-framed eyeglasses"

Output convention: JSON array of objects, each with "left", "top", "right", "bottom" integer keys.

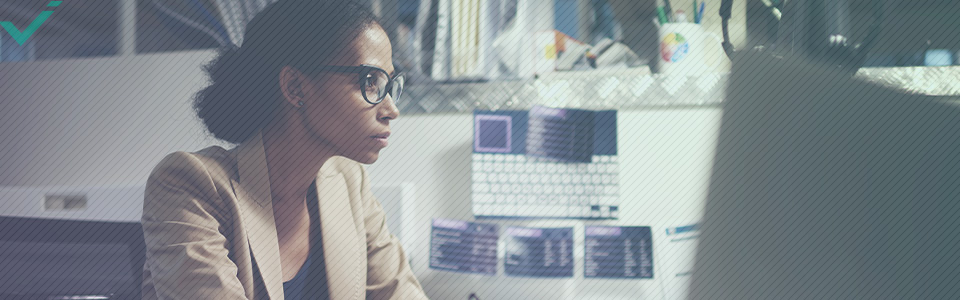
[{"left": 313, "top": 64, "right": 404, "bottom": 105}]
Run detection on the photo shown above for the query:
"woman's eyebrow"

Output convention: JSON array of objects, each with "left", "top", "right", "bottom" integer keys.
[{"left": 363, "top": 62, "right": 395, "bottom": 76}]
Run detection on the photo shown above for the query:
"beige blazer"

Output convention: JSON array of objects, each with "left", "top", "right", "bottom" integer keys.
[{"left": 141, "top": 132, "right": 428, "bottom": 300}]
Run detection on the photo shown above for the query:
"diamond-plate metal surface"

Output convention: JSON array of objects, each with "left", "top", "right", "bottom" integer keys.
[
  {"left": 402, "top": 66, "right": 960, "bottom": 114},
  {"left": 857, "top": 66, "right": 960, "bottom": 96}
]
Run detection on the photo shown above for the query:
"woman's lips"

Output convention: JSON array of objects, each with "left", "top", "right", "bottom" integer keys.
[{"left": 371, "top": 133, "right": 390, "bottom": 147}]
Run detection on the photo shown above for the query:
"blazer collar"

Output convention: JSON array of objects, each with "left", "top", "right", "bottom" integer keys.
[
  {"left": 235, "top": 132, "right": 273, "bottom": 208},
  {"left": 232, "top": 132, "right": 284, "bottom": 299},
  {"left": 315, "top": 173, "right": 365, "bottom": 300},
  {"left": 235, "top": 132, "right": 340, "bottom": 208},
  {"left": 232, "top": 132, "right": 363, "bottom": 300}
]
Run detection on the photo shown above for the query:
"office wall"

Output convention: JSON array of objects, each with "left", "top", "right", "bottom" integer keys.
[
  {"left": 0, "top": 50, "right": 223, "bottom": 188},
  {"left": 0, "top": 51, "right": 720, "bottom": 299},
  {"left": 0, "top": 51, "right": 222, "bottom": 221},
  {"left": 366, "top": 108, "right": 719, "bottom": 300}
]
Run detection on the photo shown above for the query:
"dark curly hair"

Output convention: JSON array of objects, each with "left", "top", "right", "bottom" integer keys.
[{"left": 194, "top": 0, "right": 380, "bottom": 144}]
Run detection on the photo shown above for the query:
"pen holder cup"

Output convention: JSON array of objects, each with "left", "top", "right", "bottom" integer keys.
[{"left": 654, "top": 23, "right": 730, "bottom": 76}]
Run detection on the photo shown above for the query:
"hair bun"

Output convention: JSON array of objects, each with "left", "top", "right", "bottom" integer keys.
[
  {"left": 194, "top": 45, "right": 275, "bottom": 144},
  {"left": 206, "top": 45, "right": 243, "bottom": 84}
]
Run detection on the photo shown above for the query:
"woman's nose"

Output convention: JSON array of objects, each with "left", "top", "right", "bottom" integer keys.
[{"left": 378, "top": 95, "right": 400, "bottom": 121}]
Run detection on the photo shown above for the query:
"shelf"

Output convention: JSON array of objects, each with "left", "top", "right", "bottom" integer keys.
[
  {"left": 0, "top": 0, "right": 124, "bottom": 61},
  {"left": 134, "top": 0, "right": 221, "bottom": 54},
  {"left": 401, "top": 66, "right": 960, "bottom": 114},
  {"left": 0, "top": 0, "right": 220, "bottom": 61}
]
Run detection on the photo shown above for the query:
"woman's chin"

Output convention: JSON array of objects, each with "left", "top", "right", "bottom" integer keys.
[{"left": 347, "top": 151, "right": 379, "bottom": 164}]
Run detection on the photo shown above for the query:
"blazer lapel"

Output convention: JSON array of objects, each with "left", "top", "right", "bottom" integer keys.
[
  {"left": 315, "top": 160, "right": 365, "bottom": 300},
  {"left": 232, "top": 132, "right": 285, "bottom": 300}
]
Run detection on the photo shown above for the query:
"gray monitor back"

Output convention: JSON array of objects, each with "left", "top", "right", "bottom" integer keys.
[{"left": 692, "top": 52, "right": 960, "bottom": 300}]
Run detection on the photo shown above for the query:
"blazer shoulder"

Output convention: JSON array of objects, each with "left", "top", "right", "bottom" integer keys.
[
  {"left": 144, "top": 146, "right": 237, "bottom": 221},
  {"left": 150, "top": 146, "right": 236, "bottom": 183}
]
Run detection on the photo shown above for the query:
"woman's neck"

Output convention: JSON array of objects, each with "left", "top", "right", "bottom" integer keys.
[{"left": 261, "top": 119, "right": 337, "bottom": 207}]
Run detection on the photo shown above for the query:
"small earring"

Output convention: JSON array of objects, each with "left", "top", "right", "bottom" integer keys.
[{"left": 297, "top": 100, "right": 305, "bottom": 108}]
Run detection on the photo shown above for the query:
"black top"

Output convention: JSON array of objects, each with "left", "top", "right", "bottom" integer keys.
[
  {"left": 282, "top": 254, "right": 311, "bottom": 299},
  {"left": 282, "top": 182, "right": 330, "bottom": 299}
]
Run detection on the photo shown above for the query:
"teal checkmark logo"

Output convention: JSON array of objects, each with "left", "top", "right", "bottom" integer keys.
[{"left": 1, "top": 1, "right": 62, "bottom": 45}]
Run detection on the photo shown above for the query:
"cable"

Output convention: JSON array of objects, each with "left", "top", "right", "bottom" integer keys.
[
  {"left": 719, "top": 0, "right": 883, "bottom": 72},
  {"left": 851, "top": 0, "right": 884, "bottom": 69},
  {"left": 719, "top": 0, "right": 735, "bottom": 59}
]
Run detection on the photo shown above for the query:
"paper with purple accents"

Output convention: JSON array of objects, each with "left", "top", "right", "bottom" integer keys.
[
  {"left": 429, "top": 219, "right": 499, "bottom": 275},
  {"left": 585, "top": 226, "right": 654, "bottom": 279},
  {"left": 504, "top": 226, "right": 574, "bottom": 277}
]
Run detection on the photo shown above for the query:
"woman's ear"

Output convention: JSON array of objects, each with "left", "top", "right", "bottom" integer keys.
[{"left": 279, "top": 66, "right": 307, "bottom": 108}]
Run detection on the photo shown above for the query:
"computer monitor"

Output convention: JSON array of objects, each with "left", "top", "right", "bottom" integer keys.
[
  {"left": 693, "top": 52, "right": 960, "bottom": 299},
  {"left": 0, "top": 216, "right": 145, "bottom": 299}
]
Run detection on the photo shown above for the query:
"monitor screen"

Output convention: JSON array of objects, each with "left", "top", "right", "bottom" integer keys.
[
  {"left": 0, "top": 241, "right": 138, "bottom": 298},
  {"left": 695, "top": 52, "right": 960, "bottom": 300},
  {"left": 0, "top": 217, "right": 144, "bottom": 299}
]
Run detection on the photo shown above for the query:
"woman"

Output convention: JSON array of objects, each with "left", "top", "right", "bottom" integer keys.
[{"left": 140, "top": 1, "right": 428, "bottom": 299}]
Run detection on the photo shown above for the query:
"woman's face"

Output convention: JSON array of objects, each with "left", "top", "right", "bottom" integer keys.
[{"left": 296, "top": 25, "right": 399, "bottom": 164}]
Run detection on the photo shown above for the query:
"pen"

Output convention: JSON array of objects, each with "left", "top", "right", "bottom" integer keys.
[
  {"left": 698, "top": 2, "right": 706, "bottom": 24},
  {"left": 666, "top": 223, "right": 701, "bottom": 235},
  {"left": 657, "top": 6, "right": 669, "bottom": 25},
  {"left": 663, "top": 0, "right": 674, "bottom": 23},
  {"left": 694, "top": 0, "right": 699, "bottom": 24}
]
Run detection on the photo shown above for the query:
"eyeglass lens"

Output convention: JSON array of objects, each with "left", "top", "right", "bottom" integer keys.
[
  {"left": 363, "top": 69, "right": 402, "bottom": 104},
  {"left": 392, "top": 75, "right": 404, "bottom": 102}
]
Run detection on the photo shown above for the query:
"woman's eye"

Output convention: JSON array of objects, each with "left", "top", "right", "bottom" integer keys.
[{"left": 364, "top": 78, "right": 379, "bottom": 93}]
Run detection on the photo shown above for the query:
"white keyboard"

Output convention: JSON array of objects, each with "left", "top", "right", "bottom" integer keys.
[{"left": 471, "top": 153, "right": 621, "bottom": 218}]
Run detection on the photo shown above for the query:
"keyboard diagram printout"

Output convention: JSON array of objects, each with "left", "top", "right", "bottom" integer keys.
[
  {"left": 504, "top": 227, "right": 574, "bottom": 278},
  {"left": 472, "top": 109, "right": 620, "bottom": 218},
  {"left": 584, "top": 226, "right": 654, "bottom": 279},
  {"left": 429, "top": 219, "right": 499, "bottom": 275}
]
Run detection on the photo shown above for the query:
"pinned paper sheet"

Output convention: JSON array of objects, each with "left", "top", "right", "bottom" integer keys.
[{"left": 658, "top": 223, "right": 701, "bottom": 300}]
